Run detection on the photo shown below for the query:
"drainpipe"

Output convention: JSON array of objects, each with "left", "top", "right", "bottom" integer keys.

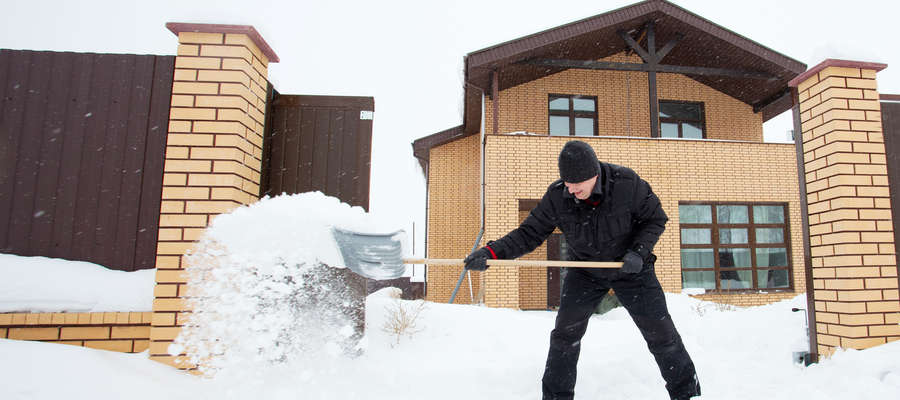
[
  {"left": 450, "top": 81, "right": 488, "bottom": 305},
  {"left": 792, "top": 88, "right": 818, "bottom": 363},
  {"left": 422, "top": 162, "right": 429, "bottom": 299},
  {"left": 452, "top": 70, "right": 497, "bottom": 305}
]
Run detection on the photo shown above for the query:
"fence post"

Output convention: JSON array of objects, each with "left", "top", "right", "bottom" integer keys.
[
  {"left": 149, "top": 23, "right": 279, "bottom": 368},
  {"left": 788, "top": 59, "right": 900, "bottom": 357}
]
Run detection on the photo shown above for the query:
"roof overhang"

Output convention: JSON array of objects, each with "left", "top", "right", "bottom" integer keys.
[
  {"left": 414, "top": 0, "right": 808, "bottom": 171},
  {"left": 411, "top": 125, "right": 466, "bottom": 173},
  {"left": 462, "top": 0, "right": 806, "bottom": 134}
]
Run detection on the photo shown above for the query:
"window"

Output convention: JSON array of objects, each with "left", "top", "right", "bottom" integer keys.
[
  {"left": 549, "top": 94, "right": 597, "bottom": 136},
  {"left": 679, "top": 203, "right": 792, "bottom": 291},
  {"left": 659, "top": 101, "right": 705, "bottom": 139}
]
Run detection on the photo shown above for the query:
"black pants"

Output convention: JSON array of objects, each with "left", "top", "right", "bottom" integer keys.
[{"left": 541, "top": 266, "right": 700, "bottom": 400}]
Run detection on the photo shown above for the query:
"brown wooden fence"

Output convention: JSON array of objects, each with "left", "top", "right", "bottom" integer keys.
[
  {"left": 0, "top": 49, "right": 174, "bottom": 271},
  {"left": 261, "top": 94, "right": 373, "bottom": 210}
]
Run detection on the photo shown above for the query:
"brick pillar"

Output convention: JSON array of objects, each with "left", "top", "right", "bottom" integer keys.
[
  {"left": 789, "top": 59, "right": 900, "bottom": 356},
  {"left": 149, "top": 23, "right": 279, "bottom": 368}
]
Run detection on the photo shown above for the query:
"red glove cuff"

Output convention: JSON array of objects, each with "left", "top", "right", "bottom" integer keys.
[{"left": 485, "top": 245, "right": 498, "bottom": 259}]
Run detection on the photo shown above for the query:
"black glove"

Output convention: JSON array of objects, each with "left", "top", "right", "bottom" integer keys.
[
  {"left": 621, "top": 250, "right": 644, "bottom": 274},
  {"left": 464, "top": 247, "right": 493, "bottom": 271}
]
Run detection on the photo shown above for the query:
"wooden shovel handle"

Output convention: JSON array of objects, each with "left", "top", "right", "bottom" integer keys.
[{"left": 402, "top": 258, "right": 622, "bottom": 268}]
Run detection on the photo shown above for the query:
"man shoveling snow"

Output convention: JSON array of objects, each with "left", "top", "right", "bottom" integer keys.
[{"left": 463, "top": 140, "right": 701, "bottom": 400}]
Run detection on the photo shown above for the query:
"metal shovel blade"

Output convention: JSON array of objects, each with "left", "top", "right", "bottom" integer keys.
[{"left": 331, "top": 227, "right": 406, "bottom": 280}]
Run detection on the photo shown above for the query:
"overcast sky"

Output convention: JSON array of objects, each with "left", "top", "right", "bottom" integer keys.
[{"left": 3, "top": 0, "right": 899, "bottom": 258}]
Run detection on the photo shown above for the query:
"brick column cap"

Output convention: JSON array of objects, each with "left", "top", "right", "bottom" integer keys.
[
  {"left": 789, "top": 59, "right": 886, "bottom": 87},
  {"left": 166, "top": 22, "right": 279, "bottom": 63}
]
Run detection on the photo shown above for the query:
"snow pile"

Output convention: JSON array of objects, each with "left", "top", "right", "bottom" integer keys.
[
  {"left": 170, "top": 192, "right": 398, "bottom": 376},
  {"left": 0, "top": 253, "right": 155, "bottom": 313}
]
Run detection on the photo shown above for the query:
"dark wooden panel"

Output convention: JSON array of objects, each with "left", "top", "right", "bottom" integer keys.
[
  {"left": 0, "top": 50, "right": 172, "bottom": 271},
  {"left": 0, "top": 50, "right": 30, "bottom": 251},
  {"left": 114, "top": 55, "right": 153, "bottom": 270},
  {"left": 325, "top": 108, "right": 344, "bottom": 196},
  {"left": 881, "top": 101, "right": 900, "bottom": 293},
  {"left": 357, "top": 115, "right": 372, "bottom": 211},
  {"left": 280, "top": 104, "right": 300, "bottom": 195},
  {"left": 340, "top": 108, "right": 359, "bottom": 207},
  {"left": 311, "top": 107, "right": 331, "bottom": 195},
  {"left": 51, "top": 53, "right": 93, "bottom": 259},
  {"left": 273, "top": 95, "right": 373, "bottom": 109},
  {"left": 264, "top": 94, "right": 373, "bottom": 210},
  {"left": 0, "top": 51, "right": 10, "bottom": 250},
  {"left": 30, "top": 51, "right": 73, "bottom": 256},
  {"left": 94, "top": 55, "right": 132, "bottom": 267},
  {"left": 133, "top": 55, "right": 174, "bottom": 270},
  {"left": 258, "top": 83, "right": 275, "bottom": 198},
  {"left": 72, "top": 53, "right": 114, "bottom": 262},
  {"left": 297, "top": 106, "right": 315, "bottom": 194},
  {"left": 8, "top": 51, "right": 51, "bottom": 254}
]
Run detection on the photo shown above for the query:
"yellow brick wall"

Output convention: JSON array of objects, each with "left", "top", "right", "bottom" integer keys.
[
  {"left": 484, "top": 52, "right": 762, "bottom": 142},
  {"left": 151, "top": 30, "right": 271, "bottom": 369},
  {"left": 477, "top": 136, "right": 803, "bottom": 309},
  {"left": 425, "top": 135, "right": 483, "bottom": 304},
  {"left": 429, "top": 54, "right": 794, "bottom": 309},
  {"left": 0, "top": 312, "right": 152, "bottom": 353},
  {"left": 794, "top": 64, "right": 900, "bottom": 355}
]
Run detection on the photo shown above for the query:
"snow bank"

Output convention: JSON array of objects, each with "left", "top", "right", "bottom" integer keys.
[
  {"left": 0, "top": 253, "right": 155, "bottom": 313},
  {"left": 4, "top": 292, "right": 899, "bottom": 400},
  {"left": 173, "top": 192, "right": 400, "bottom": 376}
]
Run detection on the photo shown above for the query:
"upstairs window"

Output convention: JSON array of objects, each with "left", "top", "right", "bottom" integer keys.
[
  {"left": 549, "top": 94, "right": 597, "bottom": 136},
  {"left": 659, "top": 101, "right": 705, "bottom": 139},
  {"left": 679, "top": 202, "right": 792, "bottom": 292}
]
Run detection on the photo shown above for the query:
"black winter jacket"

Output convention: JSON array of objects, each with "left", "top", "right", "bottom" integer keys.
[{"left": 487, "top": 161, "right": 667, "bottom": 268}]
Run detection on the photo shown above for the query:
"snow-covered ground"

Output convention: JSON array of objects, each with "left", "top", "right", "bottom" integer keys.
[
  {"left": 2, "top": 192, "right": 898, "bottom": 399},
  {"left": 0, "top": 254, "right": 154, "bottom": 313},
  {"left": 2, "top": 290, "right": 899, "bottom": 399}
]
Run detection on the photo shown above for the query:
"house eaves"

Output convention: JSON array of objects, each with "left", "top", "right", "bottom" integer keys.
[{"left": 462, "top": 0, "right": 807, "bottom": 134}]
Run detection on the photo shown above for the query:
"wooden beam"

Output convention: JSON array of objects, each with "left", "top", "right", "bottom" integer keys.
[
  {"left": 656, "top": 33, "right": 684, "bottom": 62},
  {"left": 649, "top": 70, "right": 659, "bottom": 138},
  {"left": 617, "top": 30, "right": 651, "bottom": 63},
  {"left": 753, "top": 87, "right": 791, "bottom": 113},
  {"left": 521, "top": 58, "right": 777, "bottom": 80},
  {"left": 625, "top": 26, "right": 648, "bottom": 57}
]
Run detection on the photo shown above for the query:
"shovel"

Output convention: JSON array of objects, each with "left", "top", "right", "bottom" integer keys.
[{"left": 332, "top": 227, "right": 623, "bottom": 299}]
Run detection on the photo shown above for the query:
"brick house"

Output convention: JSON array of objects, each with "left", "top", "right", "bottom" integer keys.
[{"left": 413, "top": 0, "right": 813, "bottom": 309}]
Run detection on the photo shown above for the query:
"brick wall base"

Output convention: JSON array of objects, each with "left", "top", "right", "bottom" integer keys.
[{"left": 1, "top": 312, "right": 152, "bottom": 353}]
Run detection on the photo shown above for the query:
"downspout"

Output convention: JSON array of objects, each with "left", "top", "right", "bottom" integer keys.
[
  {"left": 452, "top": 68, "right": 498, "bottom": 305},
  {"left": 453, "top": 85, "right": 488, "bottom": 305},
  {"left": 475, "top": 81, "right": 489, "bottom": 303},
  {"left": 423, "top": 161, "right": 429, "bottom": 298},
  {"left": 792, "top": 87, "right": 818, "bottom": 363}
]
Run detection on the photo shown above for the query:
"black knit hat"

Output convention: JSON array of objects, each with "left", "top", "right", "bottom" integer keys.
[{"left": 558, "top": 140, "right": 599, "bottom": 183}]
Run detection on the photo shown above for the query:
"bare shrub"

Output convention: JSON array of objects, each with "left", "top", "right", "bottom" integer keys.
[{"left": 381, "top": 299, "right": 427, "bottom": 346}]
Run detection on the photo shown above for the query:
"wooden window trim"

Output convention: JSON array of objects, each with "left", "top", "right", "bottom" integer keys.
[
  {"left": 659, "top": 100, "right": 706, "bottom": 139},
  {"left": 548, "top": 94, "right": 598, "bottom": 136},
  {"left": 679, "top": 201, "right": 794, "bottom": 293}
]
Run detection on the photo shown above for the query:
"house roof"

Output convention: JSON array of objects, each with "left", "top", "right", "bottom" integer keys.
[
  {"left": 413, "top": 0, "right": 808, "bottom": 165},
  {"left": 412, "top": 125, "right": 466, "bottom": 172}
]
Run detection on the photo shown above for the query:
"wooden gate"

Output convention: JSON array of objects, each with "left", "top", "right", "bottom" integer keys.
[
  {"left": 0, "top": 50, "right": 174, "bottom": 271},
  {"left": 880, "top": 96, "right": 900, "bottom": 291},
  {"left": 261, "top": 93, "right": 374, "bottom": 210}
]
